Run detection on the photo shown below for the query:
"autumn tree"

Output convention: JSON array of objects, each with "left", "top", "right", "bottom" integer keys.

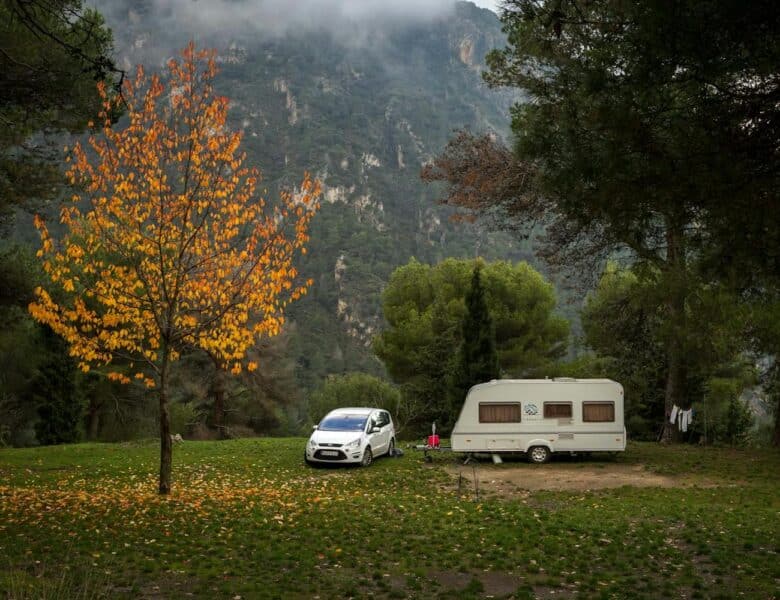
[{"left": 29, "top": 43, "right": 320, "bottom": 494}]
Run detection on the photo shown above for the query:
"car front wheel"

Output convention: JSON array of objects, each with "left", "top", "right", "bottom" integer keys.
[
  {"left": 386, "top": 438, "right": 395, "bottom": 457},
  {"left": 361, "top": 447, "right": 373, "bottom": 467}
]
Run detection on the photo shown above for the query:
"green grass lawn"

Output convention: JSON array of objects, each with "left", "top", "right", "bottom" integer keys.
[{"left": 1, "top": 440, "right": 778, "bottom": 599}]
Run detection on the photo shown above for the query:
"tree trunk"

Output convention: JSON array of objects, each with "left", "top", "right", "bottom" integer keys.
[
  {"left": 661, "top": 338, "right": 687, "bottom": 443},
  {"left": 87, "top": 396, "right": 101, "bottom": 440},
  {"left": 158, "top": 348, "right": 172, "bottom": 495},
  {"left": 773, "top": 392, "right": 780, "bottom": 447},
  {"left": 660, "top": 218, "right": 688, "bottom": 443},
  {"left": 213, "top": 366, "right": 226, "bottom": 439}
]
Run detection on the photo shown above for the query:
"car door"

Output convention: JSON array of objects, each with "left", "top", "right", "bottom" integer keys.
[
  {"left": 366, "top": 411, "right": 386, "bottom": 454},
  {"left": 376, "top": 411, "right": 392, "bottom": 453},
  {"left": 384, "top": 411, "right": 395, "bottom": 443}
]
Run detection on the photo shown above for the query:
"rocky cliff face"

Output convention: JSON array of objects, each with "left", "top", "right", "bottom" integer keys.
[{"left": 96, "top": 0, "right": 531, "bottom": 388}]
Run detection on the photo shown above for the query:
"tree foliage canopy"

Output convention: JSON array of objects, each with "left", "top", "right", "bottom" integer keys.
[
  {"left": 429, "top": 0, "right": 779, "bottom": 274},
  {"left": 375, "top": 258, "right": 568, "bottom": 431},
  {"left": 30, "top": 44, "right": 320, "bottom": 382},
  {"left": 579, "top": 263, "right": 753, "bottom": 439},
  {"left": 0, "top": 0, "right": 120, "bottom": 224}
]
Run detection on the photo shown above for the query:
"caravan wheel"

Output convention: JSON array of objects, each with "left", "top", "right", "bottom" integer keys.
[{"left": 528, "top": 446, "right": 551, "bottom": 464}]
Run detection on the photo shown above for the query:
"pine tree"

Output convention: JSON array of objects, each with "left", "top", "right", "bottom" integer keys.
[{"left": 449, "top": 265, "right": 500, "bottom": 423}]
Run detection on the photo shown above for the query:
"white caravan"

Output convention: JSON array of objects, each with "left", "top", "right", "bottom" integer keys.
[{"left": 450, "top": 378, "right": 626, "bottom": 463}]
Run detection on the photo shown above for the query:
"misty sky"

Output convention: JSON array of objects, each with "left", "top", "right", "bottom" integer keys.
[
  {"left": 472, "top": 0, "right": 500, "bottom": 12},
  {"left": 93, "top": 0, "right": 504, "bottom": 47}
]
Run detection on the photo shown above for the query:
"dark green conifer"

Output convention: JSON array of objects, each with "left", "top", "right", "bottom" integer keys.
[{"left": 449, "top": 265, "right": 500, "bottom": 419}]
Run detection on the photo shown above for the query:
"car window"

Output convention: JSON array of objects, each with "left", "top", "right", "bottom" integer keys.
[
  {"left": 319, "top": 415, "right": 368, "bottom": 431},
  {"left": 375, "top": 412, "right": 389, "bottom": 427}
]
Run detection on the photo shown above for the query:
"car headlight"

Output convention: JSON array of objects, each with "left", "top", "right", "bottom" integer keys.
[
  {"left": 345, "top": 438, "right": 362, "bottom": 449},
  {"left": 308, "top": 438, "right": 317, "bottom": 448}
]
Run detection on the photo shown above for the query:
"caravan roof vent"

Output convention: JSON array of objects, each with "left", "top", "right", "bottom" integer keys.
[{"left": 553, "top": 377, "right": 577, "bottom": 382}]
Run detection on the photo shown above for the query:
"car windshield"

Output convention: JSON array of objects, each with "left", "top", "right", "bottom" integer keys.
[{"left": 319, "top": 415, "right": 368, "bottom": 432}]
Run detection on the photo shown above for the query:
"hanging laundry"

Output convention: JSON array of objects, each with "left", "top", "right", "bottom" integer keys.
[
  {"left": 682, "top": 408, "right": 693, "bottom": 432},
  {"left": 669, "top": 404, "right": 679, "bottom": 425}
]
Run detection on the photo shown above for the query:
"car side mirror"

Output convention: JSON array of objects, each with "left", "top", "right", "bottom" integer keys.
[
  {"left": 312, "top": 425, "right": 318, "bottom": 431},
  {"left": 370, "top": 426, "right": 381, "bottom": 434}
]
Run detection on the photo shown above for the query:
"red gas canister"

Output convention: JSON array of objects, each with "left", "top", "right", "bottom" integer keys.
[{"left": 427, "top": 434, "right": 440, "bottom": 448}]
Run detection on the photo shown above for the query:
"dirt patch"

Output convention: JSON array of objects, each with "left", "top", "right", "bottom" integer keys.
[
  {"left": 428, "top": 569, "right": 576, "bottom": 598},
  {"left": 445, "top": 463, "right": 722, "bottom": 495},
  {"left": 428, "top": 569, "right": 524, "bottom": 597}
]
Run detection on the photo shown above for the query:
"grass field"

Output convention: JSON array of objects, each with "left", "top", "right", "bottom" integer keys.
[{"left": 1, "top": 440, "right": 778, "bottom": 599}]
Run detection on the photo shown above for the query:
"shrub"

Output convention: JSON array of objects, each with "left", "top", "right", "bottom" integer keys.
[{"left": 308, "top": 373, "right": 403, "bottom": 429}]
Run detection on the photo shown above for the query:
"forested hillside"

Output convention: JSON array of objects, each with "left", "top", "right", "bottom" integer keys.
[
  {"left": 4, "top": 1, "right": 557, "bottom": 443},
  {"left": 95, "top": 0, "right": 529, "bottom": 389}
]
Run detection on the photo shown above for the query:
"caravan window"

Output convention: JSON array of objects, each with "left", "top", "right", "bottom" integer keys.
[
  {"left": 544, "top": 402, "right": 572, "bottom": 418},
  {"left": 479, "top": 403, "right": 521, "bottom": 423},
  {"left": 583, "top": 402, "right": 615, "bottom": 422}
]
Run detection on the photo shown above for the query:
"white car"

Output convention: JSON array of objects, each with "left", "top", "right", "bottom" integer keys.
[{"left": 305, "top": 407, "right": 396, "bottom": 467}]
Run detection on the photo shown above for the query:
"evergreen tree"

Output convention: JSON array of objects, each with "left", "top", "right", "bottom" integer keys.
[
  {"left": 1, "top": 0, "right": 119, "bottom": 225},
  {"left": 449, "top": 265, "right": 500, "bottom": 421},
  {"left": 375, "top": 258, "right": 567, "bottom": 433}
]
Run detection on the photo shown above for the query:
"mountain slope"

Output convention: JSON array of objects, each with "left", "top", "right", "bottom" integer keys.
[{"left": 97, "top": 0, "right": 532, "bottom": 389}]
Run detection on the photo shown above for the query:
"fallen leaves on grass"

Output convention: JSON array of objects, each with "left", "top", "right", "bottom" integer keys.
[{"left": 0, "top": 470, "right": 365, "bottom": 533}]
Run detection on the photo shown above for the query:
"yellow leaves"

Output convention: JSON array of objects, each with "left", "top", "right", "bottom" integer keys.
[
  {"left": 107, "top": 372, "right": 130, "bottom": 384},
  {"left": 32, "top": 213, "right": 46, "bottom": 232},
  {"left": 30, "top": 41, "right": 322, "bottom": 384},
  {"left": 66, "top": 245, "right": 84, "bottom": 260}
]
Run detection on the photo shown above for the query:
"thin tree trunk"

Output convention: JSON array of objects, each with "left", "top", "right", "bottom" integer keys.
[
  {"left": 87, "top": 397, "right": 101, "bottom": 440},
  {"left": 773, "top": 392, "right": 780, "bottom": 447},
  {"left": 213, "top": 366, "right": 226, "bottom": 439},
  {"left": 661, "top": 218, "right": 688, "bottom": 443},
  {"left": 661, "top": 338, "right": 686, "bottom": 443},
  {"left": 158, "top": 347, "right": 172, "bottom": 495}
]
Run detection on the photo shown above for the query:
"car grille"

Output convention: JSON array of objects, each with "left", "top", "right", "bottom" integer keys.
[
  {"left": 319, "top": 443, "right": 343, "bottom": 448},
  {"left": 314, "top": 449, "right": 348, "bottom": 461}
]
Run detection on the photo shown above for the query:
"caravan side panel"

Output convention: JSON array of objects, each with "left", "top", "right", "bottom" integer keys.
[{"left": 450, "top": 379, "right": 625, "bottom": 455}]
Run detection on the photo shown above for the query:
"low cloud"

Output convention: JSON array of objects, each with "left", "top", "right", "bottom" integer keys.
[{"left": 95, "top": 0, "right": 460, "bottom": 40}]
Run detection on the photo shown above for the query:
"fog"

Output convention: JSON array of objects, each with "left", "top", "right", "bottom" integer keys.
[{"left": 90, "top": 0, "right": 493, "bottom": 41}]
